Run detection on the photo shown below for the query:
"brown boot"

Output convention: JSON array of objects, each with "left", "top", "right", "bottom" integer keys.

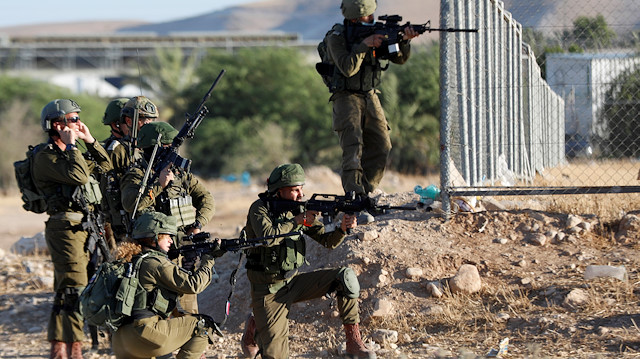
[
  {"left": 49, "top": 341, "right": 68, "bottom": 359},
  {"left": 344, "top": 323, "right": 376, "bottom": 359},
  {"left": 67, "top": 342, "right": 83, "bottom": 359},
  {"left": 240, "top": 314, "right": 259, "bottom": 358}
]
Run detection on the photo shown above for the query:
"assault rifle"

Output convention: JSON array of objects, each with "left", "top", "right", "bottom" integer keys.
[
  {"left": 264, "top": 192, "right": 417, "bottom": 232},
  {"left": 167, "top": 230, "right": 302, "bottom": 260},
  {"left": 148, "top": 69, "right": 225, "bottom": 183},
  {"left": 72, "top": 185, "right": 113, "bottom": 266},
  {"left": 351, "top": 15, "right": 478, "bottom": 59}
]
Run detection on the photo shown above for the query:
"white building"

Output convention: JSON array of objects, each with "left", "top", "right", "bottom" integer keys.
[{"left": 546, "top": 52, "right": 640, "bottom": 138}]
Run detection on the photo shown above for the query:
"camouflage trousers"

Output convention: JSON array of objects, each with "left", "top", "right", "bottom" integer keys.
[
  {"left": 45, "top": 213, "right": 89, "bottom": 342},
  {"left": 332, "top": 90, "right": 392, "bottom": 195},
  {"left": 249, "top": 268, "right": 360, "bottom": 359},
  {"left": 112, "top": 315, "right": 208, "bottom": 359}
]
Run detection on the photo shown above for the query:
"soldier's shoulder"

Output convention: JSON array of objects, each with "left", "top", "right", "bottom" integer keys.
[
  {"left": 329, "top": 23, "right": 345, "bottom": 36},
  {"left": 32, "top": 143, "right": 56, "bottom": 158}
]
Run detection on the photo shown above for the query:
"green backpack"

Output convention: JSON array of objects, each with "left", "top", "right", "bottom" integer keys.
[
  {"left": 14, "top": 145, "right": 47, "bottom": 213},
  {"left": 79, "top": 253, "right": 148, "bottom": 331},
  {"left": 316, "top": 23, "right": 345, "bottom": 92}
]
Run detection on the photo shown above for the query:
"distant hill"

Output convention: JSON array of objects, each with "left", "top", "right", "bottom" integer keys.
[
  {"left": 1, "top": 0, "right": 638, "bottom": 41},
  {"left": 503, "top": 0, "right": 640, "bottom": 33},
  {"left": 118, "top": 0, "right": 438, "bottom": 42}
]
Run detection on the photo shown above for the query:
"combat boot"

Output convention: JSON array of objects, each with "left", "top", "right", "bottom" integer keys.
[
  {"left": 240, "top": 313, "right": 259, "bottom": 358},
  {"left": 344, "top": 323, "right": 376, "bottom": 359},
  {"left": 49, "top": 341, "right": 68, "bottom": 359},
  {"left": 67, "top": 342, "right": 83, "bottom": 359}
]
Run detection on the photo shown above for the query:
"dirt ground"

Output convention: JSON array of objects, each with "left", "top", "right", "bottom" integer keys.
[{"left": 2, "top": 167, "right": 640, "bottom": 358}]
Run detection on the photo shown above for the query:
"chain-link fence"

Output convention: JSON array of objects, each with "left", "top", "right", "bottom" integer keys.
[{"left": 439, "top": 0, "right": 640, "bottom": 216}]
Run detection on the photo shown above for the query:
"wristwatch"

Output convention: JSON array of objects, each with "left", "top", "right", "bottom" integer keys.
[{"left": 65, "top": 143, "right": 78, "bottom": 151}]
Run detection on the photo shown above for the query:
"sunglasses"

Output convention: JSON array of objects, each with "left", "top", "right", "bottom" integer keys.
[{"left": 53, "top": 116, "right": 80, "bottom": 124}]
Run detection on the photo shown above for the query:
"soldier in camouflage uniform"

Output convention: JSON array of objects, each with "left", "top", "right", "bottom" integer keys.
[
  {"left": 33, "top": 99, "right": 113, "bottom": 359},
  {"left": 326, "top": 0, "right": 420, "bottom": 204},
  {"left": 240, "top": 164, "right": 375, "bottom": 359},
  {"left": 112, "top": 211, "right": 222, "bottom": 359},
  {"left": 120, "top": 121, "right": 215, "bottom": 314},
  {"left": 100, "top": 97, "right": 157, "bottom": 242}
]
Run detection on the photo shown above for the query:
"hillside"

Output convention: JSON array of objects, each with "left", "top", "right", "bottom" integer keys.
[
  {"left": 2, "top": 0, "right": 639, "bottom": 41},
  {"left": 117, "top": 0, "right": 438, "bottom": 41}
]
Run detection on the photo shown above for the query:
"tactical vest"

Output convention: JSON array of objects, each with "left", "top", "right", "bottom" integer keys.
[
  {"left": 46, "top": 172, "right": 102, "bottom": 213},
  {"left": 321, "top": 22, "right": 384, "bottom": 93},
  {"left": 155, "top": 168, "right": 197, "bottom": 229},
  {"left": 132, "top": 251, "right": 179, "bottom": 318},
  {"left": 245, "top": 199, "right": 306, "bottom": 274},
  {"left": 101, "top": 138, "right": 139, "bottom": 232}
]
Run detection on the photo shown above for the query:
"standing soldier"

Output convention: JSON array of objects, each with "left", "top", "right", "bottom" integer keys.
[
  {"left": 33, "top": 99, "right": 112, "bottom": 359},
  {"left": 120, "top": 121, "right": 215, "bottom": 314},
  {"left": 100, "top": 96, "right": 157, "bottom": 243},
  {"left": 324, "top": 0, "right": 421, "bottom": 221},
  {"left": 100, "top": 97, "right": 132, "bottom": 244},
  {"left": 240, "top": 163, "right": 375, "bottom": 359}
]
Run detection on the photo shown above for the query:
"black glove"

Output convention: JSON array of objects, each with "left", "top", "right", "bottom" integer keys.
[
  {"left": 208, "top": 241, "right": 227, "bottom": 258},
  {"left": 181, "top": 251, "right": 199, "bottom": 272}
]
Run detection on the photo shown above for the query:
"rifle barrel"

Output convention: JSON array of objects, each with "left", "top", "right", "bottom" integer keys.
[{"left": 429, "top": 27, "right": 478, "bottom": 33}]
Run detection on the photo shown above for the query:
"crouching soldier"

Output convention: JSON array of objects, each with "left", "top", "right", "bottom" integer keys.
[
  {"left": 241, "top": 163, "right": 376, "bottom": 359},
  {"left": 112, "top": 211, "right": 222, "bottom": 359}
]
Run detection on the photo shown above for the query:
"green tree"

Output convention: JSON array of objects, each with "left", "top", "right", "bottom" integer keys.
[
  {"left": 380, "top": 43, "right": 441, "bottom": 174},
  {"left": 572, "top": 14, "right": 616, "bottom": 50},
  {"left": 136, "top": 47, "right": 200, "bottom": 125},
  {"left": 0, "top": 75, "right": 108, "bottom": 192},
  {"left": 185, "top": 47, "right": 336, "bottom": 177},
  {"left": 386, "top": 43, "right": 440, "bottom": 118},
  {"left": 380, "top": 72, "right": 440, "bottom": 174},
  {"left": 600, "top": 68, "right": 640, "bottom": 157}
]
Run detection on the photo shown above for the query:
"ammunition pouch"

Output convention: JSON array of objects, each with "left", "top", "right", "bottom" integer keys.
[
  {"left": 81, "top": 176, "right": 103, "bottom": 206},
  {"left": 168, "top": 195, "right": 196, "bottom": 228}
]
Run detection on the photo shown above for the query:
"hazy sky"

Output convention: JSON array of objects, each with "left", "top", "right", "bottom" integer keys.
[{"left": 0, "top": 0, "right": 257, "bottom": 27}]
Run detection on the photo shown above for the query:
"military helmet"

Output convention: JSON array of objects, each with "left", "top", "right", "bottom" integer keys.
[
  {"left": 267, "top": 163, "right": 305, "bottom": 192},
  {"left": 40, "top": 99, "right": 81, "bottom": 132},
  {"left": 341, "top": 0, "right": 377, "bottom": 19},
  {"left": 137, "top": 121, "right": 178, "bottom": 149},
  {"left": 121, "top": 96, "right": 159, "bottom": 119},
  {"left": 132, "top": 211, "right": 177, "bottom": 240},
  {"left": 102, "top": 98, "right": 129, "bottom": 125}
]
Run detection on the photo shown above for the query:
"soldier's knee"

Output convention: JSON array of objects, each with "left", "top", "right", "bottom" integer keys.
[{"left": 334, "top": 267, "right": 360, "bottom": 299}]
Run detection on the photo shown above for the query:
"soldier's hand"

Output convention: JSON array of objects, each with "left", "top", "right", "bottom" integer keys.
[
  {"left": 363, "top": 34, "right": 385, "bottom": 48},
  {"left": 76, "top": 121, "right": 96, "bottom": 144},
  {"left": 159, "top": 164, "right": 174, "bottom": 188},
  {"left": 341, "top": 213, "right": 357, "bottom": 232},
  {"left": 59, "top": 126, "right": 78, "bottom": 146},
  {"left": 181, "top": 255, "right": 198, "bottom": 272},
  {"left": 294, "top": 210, "right": 319, "bottom": 227},
  {"left": 403, "top": 26, "right": 420, "bottom": 40}
]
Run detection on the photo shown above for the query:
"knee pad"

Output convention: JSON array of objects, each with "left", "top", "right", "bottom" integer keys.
[{"left": 335, "top": 267, "right": 360, "bottom": 299}]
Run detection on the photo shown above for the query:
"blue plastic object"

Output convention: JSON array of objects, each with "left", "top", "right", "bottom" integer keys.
[{"left": 414, "top": 184, "right": 441, "bottom": 202}]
